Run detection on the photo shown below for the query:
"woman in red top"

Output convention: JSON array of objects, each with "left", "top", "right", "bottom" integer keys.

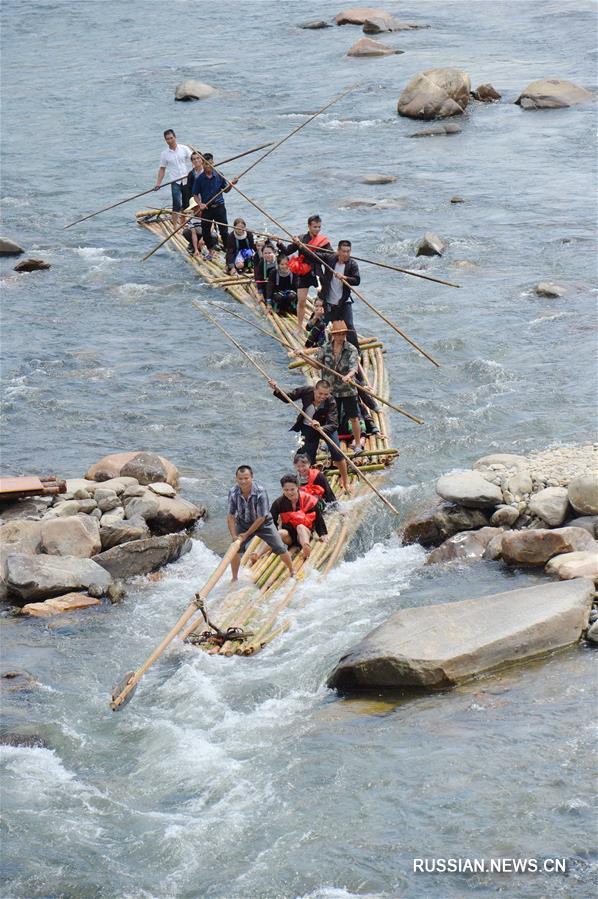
[
  {"left": 293, "top": 453, "right": 337, "bottom": 506},
  {"left": 270, "top": 474, "right": 328, "bottom": 560}
]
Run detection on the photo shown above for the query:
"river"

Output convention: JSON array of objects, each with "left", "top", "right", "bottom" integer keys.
[{"left": 1, "top": 1, "right": 596, "bottom": 896}]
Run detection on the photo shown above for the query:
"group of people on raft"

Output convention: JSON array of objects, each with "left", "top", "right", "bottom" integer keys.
[{"left": 155, "top": 130, "right": 380, "bottom": 580}]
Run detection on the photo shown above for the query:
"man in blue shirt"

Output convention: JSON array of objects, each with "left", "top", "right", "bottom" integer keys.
[
  {"left": 227, "top": 465, "right": 295, "bottom": 582},
  {"left": 193, "top": 153, "right": 236, "bottom": 254}
]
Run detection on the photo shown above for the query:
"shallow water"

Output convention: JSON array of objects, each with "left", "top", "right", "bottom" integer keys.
[{"left": 1, "top": 1, "right": 597, "bottom": 897}]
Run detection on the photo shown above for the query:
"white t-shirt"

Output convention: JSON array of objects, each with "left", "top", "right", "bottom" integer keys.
[
  {"left": 328, "top": 261, "right": 345, "bottom": 306},
  {"left": 159, "top": 143, "right": 192, "bottom": 183}
]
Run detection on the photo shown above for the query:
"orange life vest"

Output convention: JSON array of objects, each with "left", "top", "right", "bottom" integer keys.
[
  {"left": 288, "top": 233, "right": 329, "bottom": 276},
  {"left": 302, "top": 468, "right": 325, "bottom": 498},
  {"left": 279, "top": 489, "right": 318, "bottom": 529}
]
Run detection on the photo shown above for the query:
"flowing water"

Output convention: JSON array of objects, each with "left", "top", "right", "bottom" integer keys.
[{"left": 1, "top": 1, "right": 597, "bottom": 896}]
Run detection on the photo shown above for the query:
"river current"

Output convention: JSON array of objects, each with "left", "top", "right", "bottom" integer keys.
[{"left": 1, "top": 1, "right": 597, "bottom": 897}]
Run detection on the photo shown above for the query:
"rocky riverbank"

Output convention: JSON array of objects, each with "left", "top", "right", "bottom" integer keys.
[{"left": 0, "top": 452, "right": 205, "bottom": 617}]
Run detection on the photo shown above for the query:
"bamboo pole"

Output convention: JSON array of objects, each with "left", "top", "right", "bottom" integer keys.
[
  {"left": 142, "top": 86, "right": 357, "bottom": 261},
  {"left": 195, "top": 304, "right": 400, "bottom": 516},
  {"left": 64, "top": 142, "right": 277, "bottom": 229},
  {"left": 208, "top": 301, "right": 423, "bottom": 425},
  {"left": 110, "top": 540, "right": 240, "bottom": 709}
]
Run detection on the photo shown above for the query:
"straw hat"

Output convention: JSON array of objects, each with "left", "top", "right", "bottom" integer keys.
[{"left": 329, "top": 320, "right": 349, "bottom": 336}]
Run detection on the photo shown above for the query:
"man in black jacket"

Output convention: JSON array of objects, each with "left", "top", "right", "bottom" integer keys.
[
  {"left": 319, "top": 240, "right": 360, "bottom": 350},
  {"left": 267, "top": 378, "right": 351, "bottom": 493}
]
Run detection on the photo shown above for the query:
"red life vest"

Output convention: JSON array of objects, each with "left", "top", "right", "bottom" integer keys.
[
  {"left": 279, "top": 489, "right": 318, "bottom": 529},
  {"left": 288, "top": 233, "right": 329, "bottom": 276},
  {"left": 302, "top": 468, "right": 325, "bottom": 498}
]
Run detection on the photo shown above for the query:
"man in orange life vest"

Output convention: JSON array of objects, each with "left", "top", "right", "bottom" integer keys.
[
  {"left": 270, "top": 474, "right": 328, "bottom": 560},
  {"left": 285, "top": 214, "right": 332, "bottom": 332}
]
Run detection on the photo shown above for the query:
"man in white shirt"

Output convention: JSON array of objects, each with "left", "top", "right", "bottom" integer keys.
[{"left": 154, "top": 129, "right": 193, "bottom": 229}]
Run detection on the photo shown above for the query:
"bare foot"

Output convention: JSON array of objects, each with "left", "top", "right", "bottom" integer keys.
[
  {"left": 301, "top": 544, "right": 311, "bottom": 560},
  {"left": 249, "top": 551, "right": 260, "bottom": 564},
  {"left": 231, "top": 577, "right": 238, "bottom": 583}
]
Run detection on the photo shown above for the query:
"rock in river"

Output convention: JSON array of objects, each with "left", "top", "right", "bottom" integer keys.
[
  {"left": 300, "top": 20, "right": 332, "bottom": 29},
  {"left": 92, "top": 534, "right": 191, "bottom": 579},
  {"left": 545, "top": 551, "right": 598, "bottom": 581},
  {"left": 409, "top": 123, "right": 462, "bottom": 137},
  {"left": 398, "top": 68, "right": 471, "bottom": 119},
  {"left": 516, "top": 78, "right": 592, "bottom": 109},
  {"left": 174, "top": 80, "right": 215, "bottom": 101},
  {"left": 336, "top": 7, "right": 394, "bottom": 26},
  {"left": 85, "top": 451, "right": 179, "bottom": 487},
  {"left": 425, "top": 527, "right": 503, "bottom": 565},
  {"left": 21, "top": 592, "right": 102, "bottom": 618},
  {"left": 361, "top": 173, "right": 396, "bottom": 184},
  {"left": 528, "top": 486, "right": 570, "bottom": 527},
  {"left": 0, "top": 238, "right": 24, "bottom": 255},
  {"left": 535, "top": 281, "right": 567, "bottom": 298},
  {"left": 471, "top": 83, "right": 501, "bottom": 102},
  {"left": 327, "top": 579, "right": 595, "bottom": 691},
  {"left": 436, "top": 471, "right": 503, "bottom": 509},
  {"left": 416, "top": 232, "right": 445, "bottom": 257},
  {"left": 501, "top": 526, "right": 596, "bottom": 566},
  {"left": 5, "top": 553, "right": 112, "bottom": 601},
  {"left": 347, "top": 37, "right": 402, "bottom": 56},
  {"left": 568, "top": 474, "right": 598, "bottom": 515},
  {"left": 100, "top": 515, "right": 150, "bottom": 550}
]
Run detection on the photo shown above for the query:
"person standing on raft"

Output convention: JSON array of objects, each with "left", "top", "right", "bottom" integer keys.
[
  {"left": 154, "top": 129, "right": 193, "bottom": 230},
  {"left": 192, "top": 153, "right": 237, "bottom": 256},
  {"left": 270, "top": 474, "right": 328, "bottom": 560},
  {"left": 319, "top": 240, "right": 360, "bottom": 350},
  {"left": 285, "top": 214, "right": 332, "bottom": 332},
  {"left": 315, "top": 320, "right": 363, "bottom": 455},
  {"left": 227, "top": 465, "right": 295, "bottom": 582}
]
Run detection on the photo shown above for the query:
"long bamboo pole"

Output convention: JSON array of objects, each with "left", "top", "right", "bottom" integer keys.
[
  {"left": 142, "top": 86, "right": 357, "bottom": 262},
  {"left": 110, "top": 540, "right": 240, "bottom": 710},
  {"left": 195, "top": 304, "right": 400, "bottom": 516},
  {"left": 208, "top": 301, "right": 423, "bottom": 425},
  {"left": 64, "top": 143, "right": 276, "bottom": 230},
  {"left": 191, "top": 169, "right": 440, "bottom": 367}
]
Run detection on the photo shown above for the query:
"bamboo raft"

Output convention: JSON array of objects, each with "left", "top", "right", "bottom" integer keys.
[{"left": 136, "top": 210, "right": 398, "bottom": 656}]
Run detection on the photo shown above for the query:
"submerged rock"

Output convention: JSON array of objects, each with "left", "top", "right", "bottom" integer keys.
[
  {"left": 13, "top": 258, "right": 51, "bottom": 272},
  {"left": 347, "top": 37, "right": 403, "bottom": 56},
  {"left": 471, "top": 83, "right": 501, "bottom": 102},
  {"left": 92, "top": 534, "right": 191, "bottom": 579},
  {"left": 534, "top": 281, "right": 567, "bottom": 298},
  {"left": 361, "top": 173, "right": 396, "bottom": 184},
  {"left": 409, "top": 123, "right": 462, "bottom": 137},
  {"left": 300, "top": 19, "right": 332, "bottom": 29},
  {"left": 174, "top": 80, "right": 216, "bottom": 101},
  {"left": 416, "top": 232, "right": 445, "bottom": 257},
  {"left": 516, "top": 79, "right": 592, "bottom": 109},
  {"left": 1, "top": 669, "right": 38, "bottom": 692},
  {"left": 327, "top": 579, "right": 594, "bottom": 691},
  {"left": 398, "top": 68, "right": 471, "bottom": 119}
]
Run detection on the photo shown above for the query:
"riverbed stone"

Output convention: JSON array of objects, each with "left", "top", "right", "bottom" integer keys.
[
  {"left": 21, "top": 592, "right": 102, "bottom": 618},
  {"left": 0, "top": 520, "right": 43, "bottom": 554},
  {"left": 124, "top": 493, "right": 204, "bottom": 534},
  {"left": 5, "top": 553, "right": 112, "bottom": 601},
  {"left": 506, "top": 468, "right": 533, "bottom": 497},
  {"left": 426, "top": 527, "right": 503, "bottom": 565},
  {"left": 361, "top": 173, "right": 397, "bottom": 184},
  {"left": 516, "top": 79, "right": 592, "bottom": 109},
  {"left": 436, "top": 471, "right": 503, "bottom": 509},
  {"left": 347, "top": 37, "right": 403, "bottom": 56},
  {"left": 409, "top": 123, "right": 462, "bottom": 137},
  {"left": 528, "top": 486, "right": 570, "bottom": 527},
  {"left": 100, "top": 508, "right": 125, "bottom": 526},
  {"left": 174, "top": 79, "right": 215, "bottom": 101},
  {"left": 327, "top": 579, "right": 595, "bottom": 691},
  {"left": 501, "top": 526, "right": 596, "bottom": 566},
  {"left": 85, "top": 452, "right": 178, "bottom": 487},
  {"left": 300, "top": 19, "right": 332, "bottom": 29},
  {"left": 100, "top": 515, "right": 150, "bottom": 550},
  {"left": 566, "top": 516, "right": 598, "bottom": 537},
  {"left": 336, "top": 7, "right": 393, "bottom": 25},
  {"left": 535, "top": 281, "right": 567, "bottom": 298},
  {"left": 545, "top": 551, "right": 598, "bottom": 581},
  {"left": 40, "top": 515, "right": 101, "bottom": 558},
  {"left": 473, "top": 453, "right": 529, "bottom": 470},
  {"left": 491, "top": 505, "right": 520, "bottom": 527},
  {"left": 568, "top": 474, "right": 598, "bottom": 515},
  {"left": 433, "top": 505, "right": 489, "bottom": 538},
  {"left": 0, "top": 238, "right": 24, "bottom": 256},
  {"left": 398, "top": 67, "right": 471, "bottom": 119},
  {"left": 120, "top": 452, "right": 179, "bottom": 487},
  {"left": 123, "top": 484, "right": 146, "bottom": 498},
  {"left": 148, "top": 482, "right": 176, "bottom": 498},
  {"left": 401, "top": 512, "right": 441, "bottom": 548},
  {"left": 13, "top": 258, "right": 51, "bottom": 272},
  {"left": 52, "top": 500, "right": 81, "bottom": 517},
  {"left": 76, "top": 498, "right": 97, "bottom": 513},
  {"left": 96, "top": 493, "right": 121, "bottom": 513},
  {"left": 416, "top": 232, "right": 445, "bottom": 257},
  {"left": 471, "top": 83, "right": 501, "bottom": 101},
  {"left": 92, "top": 534, "right": 191, "bottom": 579},
  {"left": 1, "top": 670, "right": 37, "bottom": 692}
]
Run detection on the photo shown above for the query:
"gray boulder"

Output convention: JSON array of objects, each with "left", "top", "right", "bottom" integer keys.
[
  {"left": 501, "top": 526, "right": 596, "bottom": 566},
  {"left": 516, "top": 79, "right": 592, "bottom": 109},
  {"left": 416, "top": 232, "right": 445, "bottom": 257},
  {"left": 401, "top": 512, "right": 441, "bottom": 548},
  {"left": 124, "top": 492, "right": 204, "bottom": 534},
  {"left": 0, "top": 520, "right": 42, "bottom": 554},
  {"left": 174, "top": 80, "right": 216, "bottom": 101},
  {"left": 568, "top": 474, "right": 598, "bottom": 515},
  {"left": 436, "top": 471, "right": 503, "bottom": 509},
  {"left": 433, "top": 505, "right": 489, "bottom": 538},
  {"left": 528, "top": 487, "right": 570, "bottom": 527},
  {"left": 300, "top": 20, "right": 332, "bottom": 29},
  {"left": 327, "top": 579, "right": 594, "bottom": 691},
  {"left": 85, "top": 452, "right": 179, "bottom": 487},
  {"left": 92, "top": 534, "right": 191, "bottom": 579},
  {"left": 535, "top": 281, "right": 567, "bottom": 298},
  {"left": 566, "top": 516, "right": 598, "bottom": 537},
  {"left": 398, "top": 68, "right": 471, "bottom": 119},
  {"left": 426, "top": 527, "right": 503, "bottom": 565},
  {"left": 347, "top": 37, "right": 403, "bottom": 56},
  {"left": 491, "top": 505, "right": 520, "bottom": 527},
  {"left": 100, "top": 515, "right": 150, "bottom": 550},
  {"left": 336, "top": 7, "right": 394, "bottom": 25},
  {"left": 120, "top": 452, "right": 171, "bottom": 486},
  {"left": 409, "top": 123, "right": 462, "bottom": 137},
  {"left": 0, "top": 238, "right": 24, "bottom": 256},
  {"left": 5, "top": 553, "right": 112, "bottom": 601},
  {"left": 40, "top": 515, "right": 101, "bottom": 558}
]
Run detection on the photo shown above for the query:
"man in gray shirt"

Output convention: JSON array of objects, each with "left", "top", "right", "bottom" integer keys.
[{"left": 227, "top": 465, "right": 295, "bottom": 582}]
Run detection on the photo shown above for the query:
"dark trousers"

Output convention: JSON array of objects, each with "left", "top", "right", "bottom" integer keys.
[
  {"left": 201, "top": 204, "right": 228, "bottom": 249},
  {"left": 325, "top": 301, "right": 358, "bottom": 350}
]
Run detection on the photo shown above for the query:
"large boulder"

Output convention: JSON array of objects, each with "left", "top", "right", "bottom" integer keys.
[
  {"left": 528, "top": 487, "right": 570, "bottom": 527},
  {"left": 92, "top": 534, "right": 191, "bottom": 579},
  {"left": 21, "top": 593, "right": 102, "bottom": 618},
  {"left": 327, "top": 579, "right": 594, "bottom": 691},
  {"left": 347, "top": 37, "right": 402, "bottom": 56},
  {"left": 416, "top": 232, "right": 445, "bottom": 257},
  {"left": 401, "top": 511, "right": 441, "bottom": 547},
  {"left": 336, "top": 7, "right": 393, "bottom": 25},
  {"left": 0, "top": 520, "right": 42, "bottom": 554},
  {"left": 100, "top": 515, "right": 150, "bottom": 550},
  {"left": 124, "top": 491, "right": 204, "bottom": 534},
  {"left": 174, "top": 80, "right": 216, "bottom": 101},
  {"left": 436, "top": 471, "right": 503, "bottom": 509},
  {"left": 398, "top": 68, "right": 471, "bottom": 119},
  {"left": 568, "top": 474, "right": 598, "bottom": 515},
  {"left": 516, "top": 79, "right": 592, "bottom": 109},
  {"left": 545, "top": 551, "right": 598, "bottom": 581},
  {"left": 425, "top": 527, "right": 503, "bottom": 565},
  {"left": 433, "top": 505, "right": 489, "bottom": 538},
  {"left": 501, "top": 527, "right": 596, "bottom": 567},
  {"left": 5, "top": 553, "right": 112, "bottom": 601},
  {"left": 85, "top": 452, "right": 179, "bottom": 487},
  {"left": 0, "top": 238, "right": 24, "bottom": 256},
  {"left": 40, "top": 515, "right": 101, "bottom": 558}
]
